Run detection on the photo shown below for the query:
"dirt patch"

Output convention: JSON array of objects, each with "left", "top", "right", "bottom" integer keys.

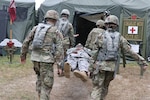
[
  {"left": 0, "top": 61, "right": 150, "bottom": 100},
  {"left": 52, "top": 64, "right": 150, "bottom": 100}
]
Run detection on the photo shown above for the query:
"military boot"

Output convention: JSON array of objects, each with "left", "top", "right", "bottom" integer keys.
[
  {"left": 64, "top": 62, "right": 71, "bottom": 78},
  {"left": 73, "top": 70, "right": 88, "bottom": 82}
]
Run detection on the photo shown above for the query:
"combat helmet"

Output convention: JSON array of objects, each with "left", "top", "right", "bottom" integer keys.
[
  {"left": 61, "top": 9, "right": 70, "bottom": 16},
  {"left": 44, "top": 10, "right": 59, "bottom": 20},
  {"left": 96, "top": 20, "right": 105, "bottom": 27},
  {"left": 105, "top": 15, "right": 119, "bottom": 26}
]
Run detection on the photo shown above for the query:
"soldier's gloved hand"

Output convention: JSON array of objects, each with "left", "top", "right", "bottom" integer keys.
[
  {"left": 142, "top": 65, "right": 148, "bottom": 73},
  {"left": 143, "top": 65, "right": 148, "bottom": 70},
  {"left": 20, "top": 54, "right": 26, "bottom": 64},
  {"left": 87, "top": 72, "right": 91, "bottom": 77},
  {"left": 88, "top": 72, "right": 93, "bottom": 79},
  {"left": 74, "top": 34, "right": 79, "bottom": 37},
  {"left": 140, "top": 65, "right": 148, "bottom": 77}
]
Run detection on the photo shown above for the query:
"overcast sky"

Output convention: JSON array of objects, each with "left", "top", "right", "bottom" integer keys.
[{"left": 35, "top": 0, "right": 45, "bottom": 10}]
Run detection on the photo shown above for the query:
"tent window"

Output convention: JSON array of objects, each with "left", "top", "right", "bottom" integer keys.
[{"left": 16, "top": 7, "right": 28, "bottom": 21}]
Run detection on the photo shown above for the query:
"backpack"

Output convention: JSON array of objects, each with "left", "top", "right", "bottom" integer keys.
[
  {"left": 97, "top": 30, "right": 121, "bottom": 61},
  {"left": 32, "top": 23, "right": 51, "bottom": 50}
]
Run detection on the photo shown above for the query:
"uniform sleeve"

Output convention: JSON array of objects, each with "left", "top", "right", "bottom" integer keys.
[
  {"left": 20, "top": 26, "right": 36, "bottom": 57},
  {"left": 85, "top": 30, "right": 93, "bottom": 49},
  {"left": 56, "top": 30, "right": 64, "bottom": 40},
  {"left": 120, "top": 36, "right": 148, "bottom": 67},
  {"left": 54, "top": 30, "right": 64, "bottom": 64},
  {"left": 95, "top": 33, "right": 103, "bottom": 48},
  {"left": 68, "top": 23, "right": 75, "bottom": 47}
]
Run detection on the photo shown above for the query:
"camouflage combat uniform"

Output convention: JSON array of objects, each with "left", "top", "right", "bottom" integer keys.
[
  {"left": 85, "top": 20, "right": 105, "bottom": 50},
  {"left": 85, "top": 19, "right": 105, "bottom": 58},
  {"left": 57, "top": 17, "right": 75, "bottom": 54},
  {"left": 56, "top": 9, "right": 75, "bottom": 75},
  {"left": 85, "top": 28, "right": 105, "bottom": 50},
  {"left": 89, "top": 15, "right": 148, "bottom": 100},
  {"left": 66, "top": 44, "right": 92, "bottom": 72},
  {"left": 21, "top": 10, "right": 63, "bottom": 100}
]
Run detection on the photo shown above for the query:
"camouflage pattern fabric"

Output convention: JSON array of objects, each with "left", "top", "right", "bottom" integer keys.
[
  {"left": 21, "top": 25, "right": 64, "bottom": 63},
  {"left": 94, "top": 34, "right": 148, "bottom": 69},
  {"left": 33, "top": 62, "right": 54, "bottom": 100},
  {"left": 66, "top": 46, "right": 92, "bottom": 71},
  {"left": 62, "top": 22, "right": 75, "bottom": 48},
  {"left": 89, "top": 31, "right": 148, "bottom": 100},
  {"left": 57, "top": 18, "right": 75, "bottom": 48},
  {"left": 90, "top": 71, "right": 114, "bottom": 100},
  {"left": 57, "top": 19, "right": 75, "bottom": 71},
  {"left": 21, "top": 23, "right": 64, "bottom": 100},
  {"left": 85, "top": 28, "right": 105, "bottom": 50}
]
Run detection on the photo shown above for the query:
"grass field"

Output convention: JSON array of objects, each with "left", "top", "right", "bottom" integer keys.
[
  {"left": 0, "top": 54, "right": 150, "bottom": 100},
  {"left": 0, "top": 55, "right": 37, "bottom": 100},
  {"left": 0, "top": 55, "right": 32, "bottom": 83}
]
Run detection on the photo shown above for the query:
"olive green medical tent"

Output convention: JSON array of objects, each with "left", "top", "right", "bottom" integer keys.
[
  {"left": 37, "top": 0, "right": 67, "bottom": 23},
  {"left": 37, "top": 0, "right": 120, "bottom": 46},
  {"left": 38, "top": 0, "right": 150, "bottom": 60}
]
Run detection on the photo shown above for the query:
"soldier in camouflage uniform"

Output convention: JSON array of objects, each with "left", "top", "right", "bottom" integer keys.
[
  {"left": 64, "top": 43, "right": 92, "bottom": 82},
  {"left": 57, "top": 9, "right": 75, "bottom": 76},
  {"left": 20, "top": 10, "right": 64, "bottom": 100},
  {"left": 89, "top": 15, "right": 148, "bottom": 100},
  {"left": 85, "top": 19, "right": 105, "bottom": 50}
]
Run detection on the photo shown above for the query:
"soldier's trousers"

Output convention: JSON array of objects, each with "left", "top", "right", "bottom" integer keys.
[
  {"left": 33, "top": 61, "right": 54, "bottom": 100},
  {"left": 67, "top": 56, "right": 90, "bottom": 72},
  {"left": 91, "top": 71, "right": 114, "bottom": 100},
  {"left": 59, "top": 44, "right": 70, "bottom": 70}
]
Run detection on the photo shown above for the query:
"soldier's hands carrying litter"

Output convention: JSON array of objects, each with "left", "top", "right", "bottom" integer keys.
[{"left": 20, "top": 54, "right": 26, "bottom": 64}]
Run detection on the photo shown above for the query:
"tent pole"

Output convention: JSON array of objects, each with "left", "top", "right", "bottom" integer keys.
[{"left": 142, "top": 11, "right": 148, "bottom": 59}]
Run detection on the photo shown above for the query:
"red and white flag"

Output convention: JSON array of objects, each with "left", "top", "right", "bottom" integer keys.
[{"left": 8, "top": 0, "right": 16, "bottom": 23}]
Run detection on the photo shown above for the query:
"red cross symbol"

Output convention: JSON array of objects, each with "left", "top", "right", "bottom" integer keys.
[
  {"left": 130, "top": 27, "right": 136, "bottom": 34},
  {"left": 131, "top": 14, "right": 137, "bottom": 20}
]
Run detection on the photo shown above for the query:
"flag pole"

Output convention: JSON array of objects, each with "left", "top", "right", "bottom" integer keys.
[
  {"left": 10, "top": 19, "right": 12, "bottom": 41},
  {"left": 8, "top": 0, "right": 16, "bottom": 41},
  {"left": 6, "top": 0, "right": 16, "bottom": 63}
]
